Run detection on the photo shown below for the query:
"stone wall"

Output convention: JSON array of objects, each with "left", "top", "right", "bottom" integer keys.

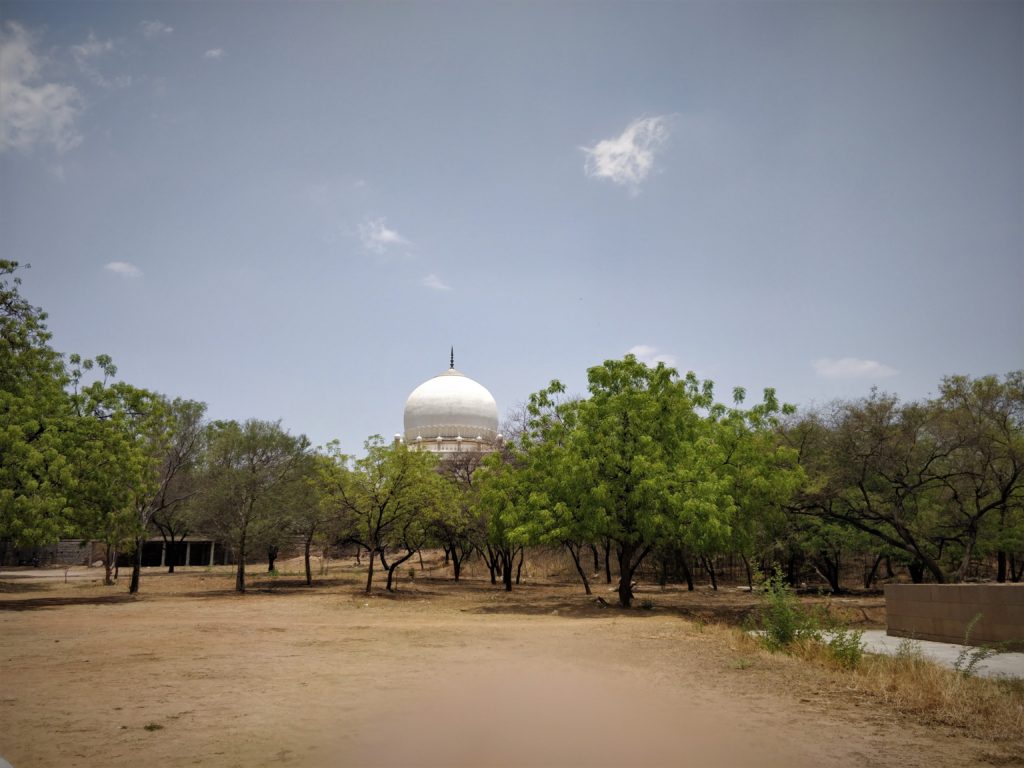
[{"left": 885, "top": 584, "right": 1024, "bottom": 647}]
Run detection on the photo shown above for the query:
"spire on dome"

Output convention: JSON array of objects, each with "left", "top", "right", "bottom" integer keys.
[{"left": 450, "top": 346, "right": 454, "bottom": 370}]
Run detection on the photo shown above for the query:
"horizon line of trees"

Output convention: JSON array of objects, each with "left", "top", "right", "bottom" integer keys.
[{"left": 3, "top": 260, "right": 1022, "bottom": 605}]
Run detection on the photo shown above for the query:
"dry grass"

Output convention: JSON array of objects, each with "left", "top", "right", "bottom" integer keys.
[
  {"left": 725, "top": 624, "right": 1024, "bottom": 745},
  {"left": 852, "top": 652, "right": 1024, "bottom": 741}
]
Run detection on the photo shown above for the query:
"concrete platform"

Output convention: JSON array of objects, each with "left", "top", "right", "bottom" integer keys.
[{"left": 859, "top": 630, "right": 1024, "bottom": 679}]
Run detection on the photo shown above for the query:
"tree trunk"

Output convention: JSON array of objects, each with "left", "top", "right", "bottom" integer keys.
[
  {"left": 591, "top": 544, "right": 600, "bottom": 573},
  {"left": 267, "top": 544, "right": 278, "bottom": 573},
  {"left": 364, "top": 547, "right": 376, "bottom": 593},
  {"left": 679, "top": 553, "right": 694, "bottom": 591},
  {"left": 167, "top": 538, "right": 177, "bottom": 574},
  {"left": 741, "top": 554, "right": 753, "bottom": 592},
  {"left": 567, "top": 543, "right": 592, "bottom": 595},
  {"left": 103, "top": 543, "right": 115, "bottom": 586},
  {"left": 304, "top": 536, "right": 313, "bottom": 586},
  {"left": 452, "top": 553, "right": 462, "bottom": 582},
  {"left": 515, "top": 548, "right": 524, "bottom": 585},
  {"left": 1010, "top": 554, "right": 1023, "bottom": 582},
  {"left": 864, "top": 553, "right": 884, "bottom": 589},
  {"left": 501, "top": 550, "right": 513, "bottom": 592},
  {"left": 483, "top": 545, "right": 498, "bottom": 585},
  {"left": 908, "top": 560, "right": 925, "bottom": 584},
  {"left": 997, "top": 550, "right": 1007, "bottom": 583},
  {"left": 235, "top": 536, "right": 247, "bottom": 593},
  {"left": 385, "top": 549, "right": 416, "bottom": 592},
  {"left": 442, "top": 546, "right": 450, "bottom": 566},
  {"left": 603, "top": 539, "right": 612, "bottom": 584},
  {"left": 703, "top": 556, "right": 718, "bottom": 591},
  {"left": 129, "top": 536, "right": 143, "bottom": 594},
  {"left": 617, "top": 543, "right": 636, "bottom": 608}
]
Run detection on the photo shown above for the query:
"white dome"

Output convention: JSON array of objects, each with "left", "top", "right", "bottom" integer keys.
[{"left": 404, "top": 368, "right": 499, "bottom": 443}]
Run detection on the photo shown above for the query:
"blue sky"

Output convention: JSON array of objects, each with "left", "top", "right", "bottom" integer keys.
[{"left": 2, "top": 1, "right": 1021, "bottom": 453}]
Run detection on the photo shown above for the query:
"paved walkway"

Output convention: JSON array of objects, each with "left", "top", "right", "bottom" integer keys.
[{"left": 859, "top": 630, "right": 1024, "bottom": 679}]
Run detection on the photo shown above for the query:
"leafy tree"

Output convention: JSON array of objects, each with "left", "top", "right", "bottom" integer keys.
[
  {"left": 63, "top": 354, "right": 167, "bottom": 585},
  {"left": 288, "top": 452, "right": 343, "bottom": 586},
  {"left": 929, "top": 372, "right": 1024, "bottom": 580},
  {"left": 324, "top": 437, "right": 443, "bottom": 593},
  {"left": 128, "top": 398, "right": 206, "bottom": 593},
  {"left": 0, "top": 261, "right": 77, "bottom": 550},
  {"left": 197, "top": 419, "right": 309, "bottom": 593},
  {"left": 434, "top": 451, "right": 486, "bottom": 582},
  {"left": 790, "top": 375, "right": 1024, "bottom": 584}
]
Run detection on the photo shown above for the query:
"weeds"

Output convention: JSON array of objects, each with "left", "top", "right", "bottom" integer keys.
[
  {"left": 826, "top": 628, "right": 865, "bottom": 669},
  {"left": 756, "top": 566, "right": 820, "bottom": 650},
  {"left": 754, "top": 566, "right": 865, "bottom": 669},
  {"left": 895, "top": 636, "right": 923, "bottom": 661},
  {"left": 953, "top": 613, "right": 1003, "bottom": 678}
]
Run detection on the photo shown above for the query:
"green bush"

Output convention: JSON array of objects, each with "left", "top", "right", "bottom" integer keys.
[
  {"left": 757, "top": 566, "right": 820, "bottom": 650},
  {"left": 826, "top": 628, "right": 865, "bottom": 669}
]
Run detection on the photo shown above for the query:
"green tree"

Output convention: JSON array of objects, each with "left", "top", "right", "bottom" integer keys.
[
  {"left": 930, "top": 372, "right": 1024, "bottom": 581},
  {"left": 63, "top": 354, "right": 167, "bottom": 585},
  {"left": 198, "top": 419, "right": 309, "bottom": 593},
  {"left": 324, "top": 437, "right": 443, "bottom": 593},
  {"left": 0, "top": 261, "right": 77, "bottom": 551},
  {"left": 128, "top": 398, "right": 206, "bottom": 593}
]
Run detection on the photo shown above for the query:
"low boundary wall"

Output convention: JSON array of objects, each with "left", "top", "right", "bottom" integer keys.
[{"left": 885, "top": 584, "right": 1024, "bottom": 647}]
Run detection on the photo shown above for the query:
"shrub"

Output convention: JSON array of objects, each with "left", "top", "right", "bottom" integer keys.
[
  {"left": 826, "top": 628, "right": 865, "bottom": 669},
  {"left": 756, "top": 566, "right": 820, "bottom": 650}
]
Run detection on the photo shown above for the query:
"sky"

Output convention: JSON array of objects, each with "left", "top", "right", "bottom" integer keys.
[{"left": 2, "top": 1, "right": 1022, "bottom": 454}]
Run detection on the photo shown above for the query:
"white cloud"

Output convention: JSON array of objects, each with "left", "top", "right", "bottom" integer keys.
[
  {"left": 421, "top": 274, "right": 452, "bottom": 291},
  {"left": 203, "top": 48, "right": 225, "bottom": 59},
  {"left": 71, "top": 33, "right": 131, "bottom": 89},
  {"left": 359, "top": 216, "right": 411, "bottom": 254},
  {"left": 71, "top": 33, "right": 113, "bottom": 62},
  {"left": 813, "top": 357, "right": 898, "bottom": 379},
  {"left": 104, "top": 261, "right": 143, "bottom": 278},
  {"left": 582, "top": 116, "right": 670, "bottom": 192},
  {"left": 140, "top": 20, "right": 174, "bottom": 39},
  {"left": 0, "top": 22, "right": 83, "bottom": 154},
  {"left": 627, "top": 344, "right": 677, "bottom": 368}
]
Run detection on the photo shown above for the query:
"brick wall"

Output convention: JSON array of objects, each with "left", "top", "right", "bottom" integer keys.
[{"left": 885, "top": 584, "right": 1024, "bottom": 647}]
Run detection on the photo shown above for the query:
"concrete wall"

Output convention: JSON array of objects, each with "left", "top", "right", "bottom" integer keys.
[{"left": 885, "top": 584, "right": 1024, "bottom": 647}]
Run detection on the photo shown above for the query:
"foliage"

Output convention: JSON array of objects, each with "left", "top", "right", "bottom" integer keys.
[
  {"left": 195, "top": 419, "right": 309, "bottom": 592},
  {"left": 825, "top": 628, "right": 865, "bottom": 669},
  {"left": 321, "top": 436, "right": 445, "bottom": 593},
  {"left": 756, "top": 566, "right": 821, "bottom": 650},
  {"left": 953, "top": 614, "right": 1002, "bottom": 678}
]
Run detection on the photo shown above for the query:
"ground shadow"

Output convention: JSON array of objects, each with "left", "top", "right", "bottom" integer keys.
[{"left": 0, "top": 594, "right": 136, "bottom": 612}]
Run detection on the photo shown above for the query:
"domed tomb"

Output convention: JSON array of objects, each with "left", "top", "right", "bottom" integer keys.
[{"left": 403, "top": 357, "right": 499, "bottom": 453}]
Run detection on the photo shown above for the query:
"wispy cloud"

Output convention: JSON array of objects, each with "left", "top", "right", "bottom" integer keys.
[
  {"left": 0, "top": 22, "right": 83, "bottom": 154},
  {"left": 140, "top": 20, "right": 174, "bottom": 39},
  {"left": 359, "top": 216, "right": 411, "bottom": 254},
  {"left": 421, "top": 274, "right": 452, "bottom": 291},
  {"left": 104, "top": 261, "right": 143, "bottom": 278},
  {"left": 627, "top": 344, "right": 677, "bottom": 368},
  {"left": 583, "top": 116, "right": 670, "bottom": 193},
  {"left": 203, "top": 48, "right": 225, "bottom": 59},
  {"left": 71, "top": 33, "right": 131, "bottom": 89},
  {"left": 813, "top": 357, "right": 898, "bottom": 379}
]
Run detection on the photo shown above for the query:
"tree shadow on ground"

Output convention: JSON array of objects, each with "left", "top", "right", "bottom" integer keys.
[
  {"left": 0, "top": 594, "right": 135, "bottom": 611},
  {"left": 0, "top": 580, "right": 52, "bottom": 594}
]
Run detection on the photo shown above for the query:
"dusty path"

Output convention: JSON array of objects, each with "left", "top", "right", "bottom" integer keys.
[{"left": 0, "top": 567, "right": 1014, "bottom": 767}]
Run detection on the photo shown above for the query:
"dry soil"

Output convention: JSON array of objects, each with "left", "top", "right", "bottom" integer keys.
[{"left": 0, "top": 558, "right": 1018, "bottom": 768}]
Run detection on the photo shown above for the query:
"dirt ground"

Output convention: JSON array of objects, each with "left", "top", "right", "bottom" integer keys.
[{"left": 0, "top": 556, "right": 1018, "bottom": 768}]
